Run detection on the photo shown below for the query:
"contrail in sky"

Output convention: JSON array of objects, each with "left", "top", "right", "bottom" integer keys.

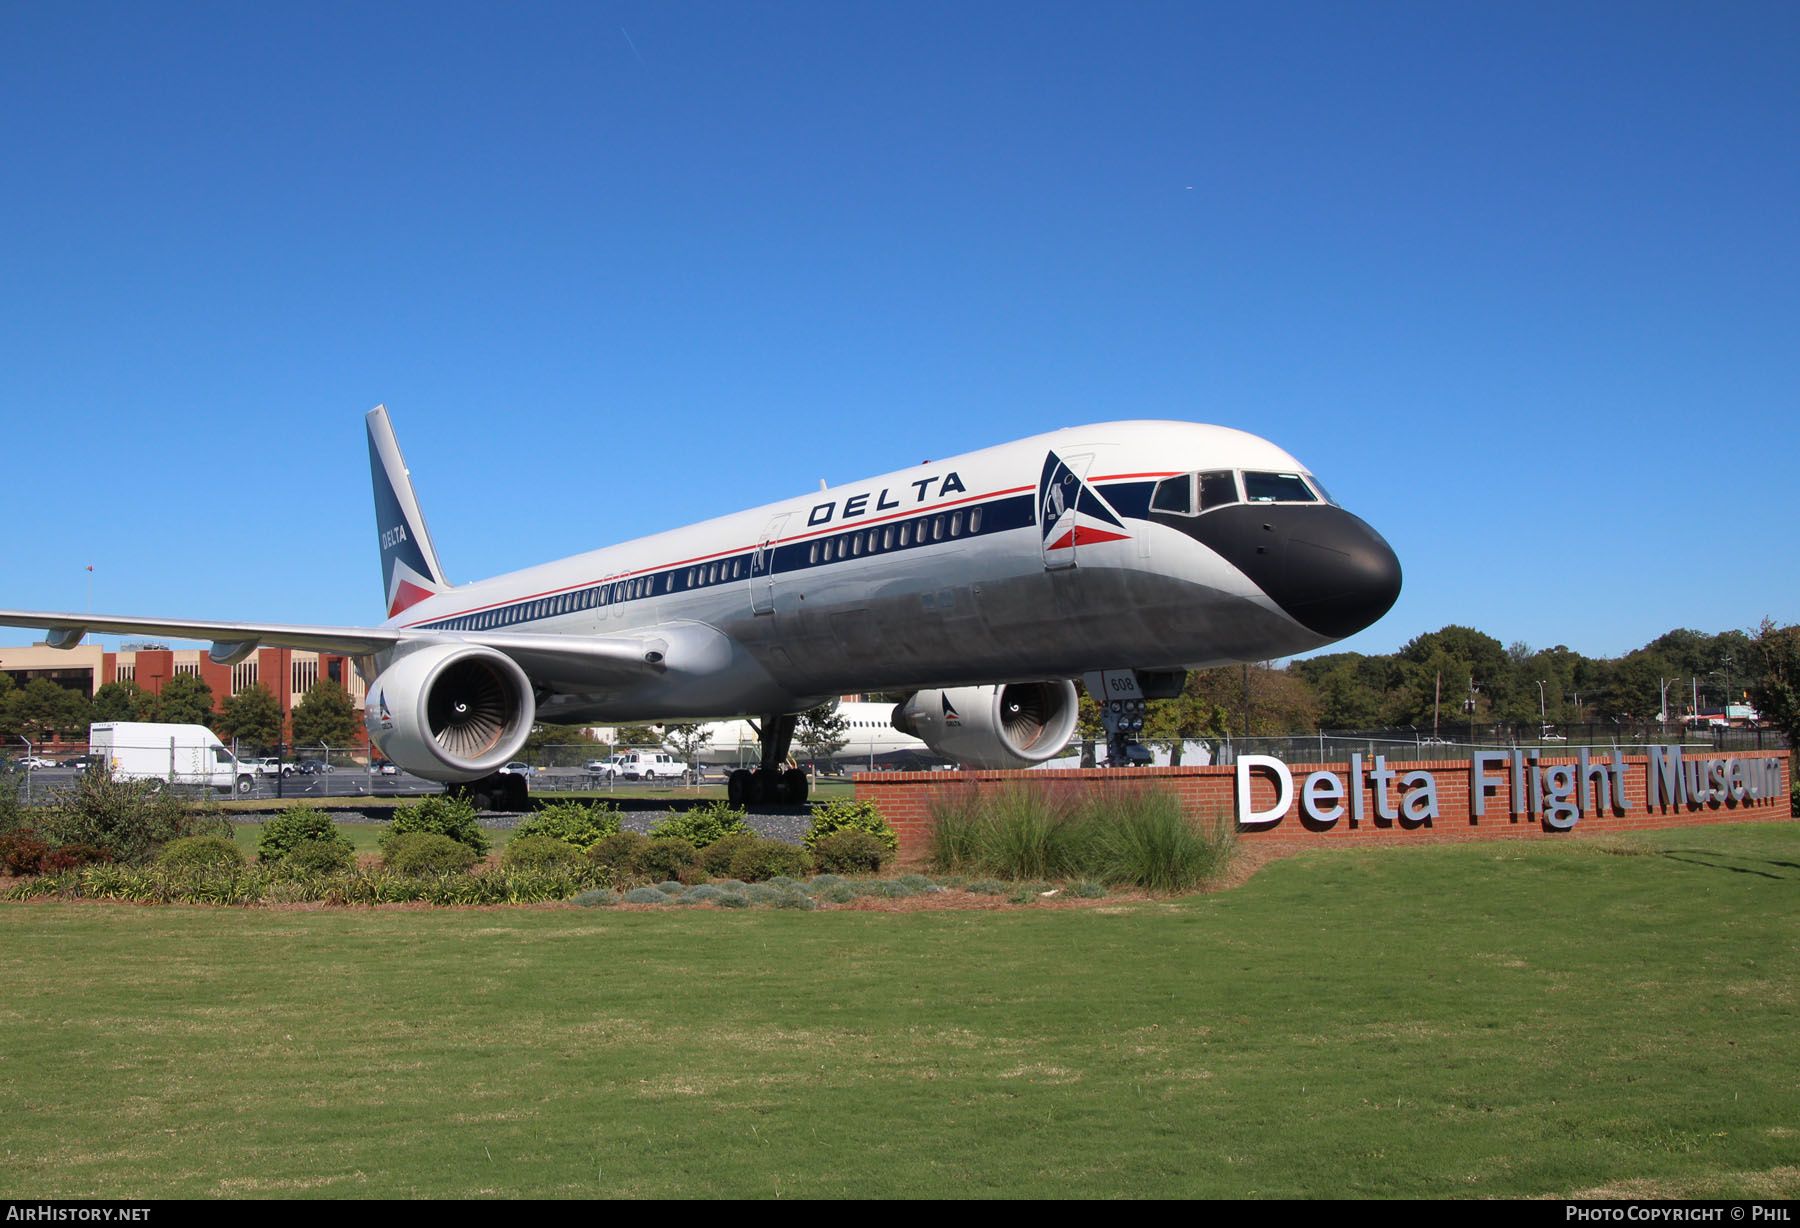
[{"left": 621, "top": 26, "right": 646, "bottom": 66}]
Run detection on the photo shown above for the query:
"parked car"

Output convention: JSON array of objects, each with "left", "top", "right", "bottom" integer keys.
[
  {"left": 499, "top": 761, "right": 534, "bottom": 775},
  {"left": 248, "top": 757, "right": 285, "bottom": 777},
  {"left": 16, "top": 756, "right": 55, "bottom": 770},
  {"left": 371, "top": 759, "right": 399, "bottom": 776},
  {"left": 584, "top": 758, "right": 618, "bottom": 779},
  {"left": 288, "top": 759, "right": 335, "bottom": 775}
]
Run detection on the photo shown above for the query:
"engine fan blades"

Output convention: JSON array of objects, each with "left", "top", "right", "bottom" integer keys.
[
  {"left": 1000, "top": 684, "right": 1051, "bottom": 750},
  {"left": 427, "top": 659, "right": 512, "bottom": 759}
]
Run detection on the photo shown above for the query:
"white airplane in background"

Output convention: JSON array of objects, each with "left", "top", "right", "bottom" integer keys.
[
  {"left": 678, "top": 701, "right": 949, "bottom": 772},
  {"left": 0, "top": 406, "right": 1400, "bottom": 809}
]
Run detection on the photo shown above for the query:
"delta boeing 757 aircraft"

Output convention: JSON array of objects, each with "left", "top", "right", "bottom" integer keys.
[{"left": 0, "top": 407, "right": 1400, "bottom": 808}]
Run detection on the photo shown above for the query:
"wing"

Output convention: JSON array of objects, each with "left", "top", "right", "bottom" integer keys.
[{"left": 0, "top": 608, "right": 667, "bottom": 686}]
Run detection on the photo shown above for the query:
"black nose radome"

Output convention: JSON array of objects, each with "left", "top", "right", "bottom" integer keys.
[{"left": 1156, "top": 503, "right": 1402, "bottom": 639}]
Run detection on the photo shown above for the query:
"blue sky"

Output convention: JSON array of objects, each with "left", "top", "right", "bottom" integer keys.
[{"left": 2, "top": 1, "right": 1795, "bottom": 662}]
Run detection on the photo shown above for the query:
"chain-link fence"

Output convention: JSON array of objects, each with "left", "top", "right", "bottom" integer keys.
[{"left": 2, "top": 742, "right": 439, "bottom": 807}]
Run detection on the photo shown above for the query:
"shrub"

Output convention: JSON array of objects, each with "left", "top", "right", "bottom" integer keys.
[
  {"left": 587, "top": 831, "right": 651, "bottom": 877},
  {"left": 0, "top": 830, "right": 49, "bottom": 876},
  {"left": 280, "top": 840, "right": 357, "bottom": 876},
  {"left": 650, "top": 801, "right": 749, "bottom": 848},
  {"left": 572, "top": 888, "right": 619, "bottom": 908},
  {"left": 383, "top": 831, "right": 481, "bottom": 876},
  {"left": 385, "top": 794, "right": 490, "bottom": 858},
  {"left": 811, "top": 829, "right": 891, "bottom": 875},
  {"left": 805, "top": 798, "right": 898, "bottom": 852},
  {"left": 41, "top": 843, "right": 113, "bottom": 873},
  {"left": 36, "top": 771, "right": 198, "bottom": 865},
  {"left": 637, "top": 836, "right": 705, "bottom": 883},
  {"left": 0, "top": 776, "right": 27, "bottom": 836},
  {"left": 501, "top": 834, "right": 585, "bottom": 873},
  {"left": 701, "top": 833, "right": 763, "bottom": 877},
  {"left": 257, "top": 807, "right": 355, "bottom": 864},
  {"left": 515, "top": 801, "right": 622, "bottom": 850},
  {"left": 725, "top": 837, "right": 812, "bottom": 883},
  {"left": 623, "top": 886, "right": 669, "bottom": 904},
  {"left": 157, "top": 836, "right": 246, "bottom": 872}
]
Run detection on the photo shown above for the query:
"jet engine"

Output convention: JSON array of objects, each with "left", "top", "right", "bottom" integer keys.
[
  {"left": 892, "top": 681, "right": 1080, "bottom": 770},
  {"left": 363, "top": 644, "right": 535, "bottom": 782}
]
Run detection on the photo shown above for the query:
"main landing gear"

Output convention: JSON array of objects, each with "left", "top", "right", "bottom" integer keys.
[
  {"left": 726, "top": 712, "right": 810, "bottom": 806},
  {"left": 451, "top": 770, "right": 529, "bottom": 812}
]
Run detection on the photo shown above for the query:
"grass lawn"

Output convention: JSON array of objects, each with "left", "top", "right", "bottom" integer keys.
[{"left": 2, "top": 822, "right": 1796, "bottom": 1199}]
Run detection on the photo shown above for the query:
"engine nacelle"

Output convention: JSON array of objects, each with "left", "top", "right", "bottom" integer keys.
[
  {"left": 892, "top": 681, "right": 1080, "bottom": 769},
  {"left": 363, "top": 644, "right": 535, "bottom": 782}
]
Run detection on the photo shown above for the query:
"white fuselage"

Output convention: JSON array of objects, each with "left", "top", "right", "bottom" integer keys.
[{"left": 378, "top": 421, "right": 1384, "bottom": 723}]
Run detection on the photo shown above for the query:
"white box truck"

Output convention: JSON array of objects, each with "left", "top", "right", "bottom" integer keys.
[{"left": 88, "top": 722, "right": 258, "bottom": 795}]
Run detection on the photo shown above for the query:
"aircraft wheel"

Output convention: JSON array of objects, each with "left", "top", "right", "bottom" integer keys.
[
  {"left": 727, "top": 770, "right": 750, "bottom": 806},
  {"left": 781, "top": 768, "right": 809, "bottom": 806},
  {"left": 745, "top": 769, "right": 769, "bottom": 805},
  {"left": 504, "top": 773, "right": 529, "bottom": 811}
]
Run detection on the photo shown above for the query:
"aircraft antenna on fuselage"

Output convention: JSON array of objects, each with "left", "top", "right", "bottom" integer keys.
[{"left": 366, "top": 405, "right": 452, "bottom": 619}]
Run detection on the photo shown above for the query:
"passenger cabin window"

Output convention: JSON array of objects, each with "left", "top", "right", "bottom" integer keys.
[{"left": 1242, "top": 471, "right": 1318, "bottom": 503}]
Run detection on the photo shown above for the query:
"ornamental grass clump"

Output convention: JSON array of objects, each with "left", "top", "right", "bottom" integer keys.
[
  {"left": 928, "top": 782, "right": 1087, "bottom": 880},
  {"left": 927, "top": 781, "right": 1231, "bottom": 893},
  {"left": 1086, "top": 789, "right": 1233, "bottom": 894}
]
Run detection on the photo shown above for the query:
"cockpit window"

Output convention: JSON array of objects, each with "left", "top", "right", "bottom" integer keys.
[
  {"left": 1242, "top": 471, "right": 1318, "bottom": 503},
  {"left": 1151, "top": 474, "right": 1192, "bottom": 514},
  {"left": 1198, "top": 470, "right": 1239, "bottom": 510}
]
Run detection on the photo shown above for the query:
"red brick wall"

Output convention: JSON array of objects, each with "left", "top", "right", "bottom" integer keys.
[{"left": 854, "top": 750, "right": 1793, "bottom": 861}]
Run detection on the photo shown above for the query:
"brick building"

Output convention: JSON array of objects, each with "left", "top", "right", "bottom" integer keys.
[{"left": 0, "top": 641, "right": 367, "bottom": 750}]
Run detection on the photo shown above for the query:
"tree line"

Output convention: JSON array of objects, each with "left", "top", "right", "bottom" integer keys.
[
  {"left": 0, "top": 673, "right": 361, "bottom": 753},
  {"left": 1083, "top": 620, "right": 1800, "bottom": 747}
]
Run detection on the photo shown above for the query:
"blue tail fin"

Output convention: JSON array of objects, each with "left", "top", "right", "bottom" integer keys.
[{"left": 366, "top": 405, "right": 451, "bottom": 618}]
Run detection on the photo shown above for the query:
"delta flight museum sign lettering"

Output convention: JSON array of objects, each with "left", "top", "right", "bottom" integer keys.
[{"left": 1235, "top": 746, "right": 1786, "bottom": 831}]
